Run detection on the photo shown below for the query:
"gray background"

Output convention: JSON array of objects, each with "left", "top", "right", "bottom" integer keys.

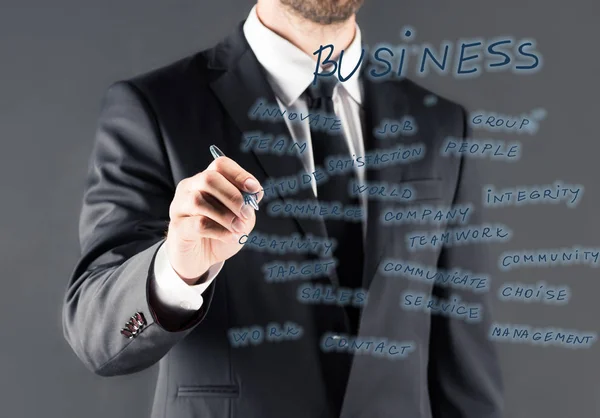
[{"left": 1, "top": 0, "right": 598, "bottom": 417}]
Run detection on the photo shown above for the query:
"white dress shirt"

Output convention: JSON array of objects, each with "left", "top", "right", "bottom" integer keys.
[{"left": 151, "top": 5, "right": 367, "bottom": 315}]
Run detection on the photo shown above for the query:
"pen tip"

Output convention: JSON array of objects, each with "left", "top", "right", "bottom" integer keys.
[{"left": 210, "top": 145, "right": 224, "bottom": 160}]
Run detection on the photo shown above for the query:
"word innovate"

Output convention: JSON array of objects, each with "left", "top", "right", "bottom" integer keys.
[
  {"left": 489, "top": 323, "right": 596, "bottom": 349},
  {"left": 248, "top": 99, "right": 342, "bottom": 133},
  {"left": 441, "top": 137, "right": 520, "bottom": 161},
  {"left": 228, "top": 321, "right": 303, "bottom": 348},
  {"left": 297, "top": 284, "right": 367, "bottom": 307},
  {"left": 401, "top": 291, "right": 481, "bottom": 323},
  {"left": 484, "top": 182, "right": 584, "bottom": 208},
  {"left": 239, "top": 232, "right": 335, "bottom": 257},
  {"left": 381, "top": 204, "right": 472, "bottom": 225},
  {"left": 498, "top": 282, "right": 570, "bottom": 304},
  {"left": 407, "top": 224, "right": 512, "bottom": 250},
  {"left": 326, "top": 144, "right": 425, "bottom": 173},
  {"left": 499, "top": 246, "right": 600, "bottom": 270},
  {"left": 320, "top": 333, "right": 415, "bottom": 360},
  {"left": 263, "top": 259, "right": 336, "bottom": 282},
  {"left": 380, "top": 260, "right": 489, "bottom": 293},
  {"left": 312, "top": 34, "right": 541, "bottom": 84},
  {"left": 470, "top": 108, "right": 547, "bottom": 135}
]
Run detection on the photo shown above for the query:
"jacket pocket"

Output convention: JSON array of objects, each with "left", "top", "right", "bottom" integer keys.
[{"left": 177, "top": 385, "right": 240, "bottom": 398}]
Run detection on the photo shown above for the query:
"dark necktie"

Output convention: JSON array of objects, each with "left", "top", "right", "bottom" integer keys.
[{"left": 305, "top": 78, "right": 364, "bottom": 333}]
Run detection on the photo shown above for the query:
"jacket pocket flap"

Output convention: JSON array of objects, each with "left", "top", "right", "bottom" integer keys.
[{"left": 177, "top": 385, "right": 240, "bottom": 398}]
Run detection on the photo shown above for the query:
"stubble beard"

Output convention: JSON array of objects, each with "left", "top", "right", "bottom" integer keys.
[{"left": 279, "top": 0, "right": 364, "bottom": 25}]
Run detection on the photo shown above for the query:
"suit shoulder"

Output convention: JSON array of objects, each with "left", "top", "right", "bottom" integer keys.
[{"left": 112, "top": 48, "right": 215, "bottom": 102}]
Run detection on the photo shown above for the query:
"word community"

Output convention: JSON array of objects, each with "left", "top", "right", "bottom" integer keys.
[{"left": 499, "top": 246, "right": 600, "bottom": 270}]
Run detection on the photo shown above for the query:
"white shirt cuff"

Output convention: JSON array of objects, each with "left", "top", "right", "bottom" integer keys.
[{"left": 152, "top": 242, "right": 223, "bottom": 312}]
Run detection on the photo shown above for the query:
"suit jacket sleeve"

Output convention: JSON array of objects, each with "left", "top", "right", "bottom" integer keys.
[
  {"left": 428, "top": 106, "right": 505, "bottom": 418},
  {"left": 62, "top": 81, "right": 215, "bottom": 377}
]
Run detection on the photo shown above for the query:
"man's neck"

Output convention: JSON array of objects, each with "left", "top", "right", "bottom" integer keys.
[{"left": 255, "top": 0, "right": 357, "bottom": 62}]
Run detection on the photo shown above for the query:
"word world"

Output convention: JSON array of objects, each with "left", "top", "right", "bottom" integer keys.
[
  {"left": 484, "top": 182, "right": 583, "bottom": 208},
  {"left": 297, "top": 284, "right": 367, "bottom": 307},
  {"left": 407, "top": 224, "right": 512, "bottom": 250},
  {"left": 228, "top": 321, "right": 303, "bottom": 347},
  {"left": 381, "top": 260, "right": 489, "bottom": 292},
  {"left": 499, "top": 246, "right": 600, "bottom": 270},
  {"left": 489, "top": 324, "right": 596, "bottom": 349},
  {"left": 320, "top": 333, "right": 415, "bottom": 360},
  {"left": 401, "top": 291, "right": 481, "bottom": 322},
  {"left": 349, "top": 181, "right": 414, "bottom": 201},
  {"left": 498, "top": 282, "right": 570, "bottom": 304}
]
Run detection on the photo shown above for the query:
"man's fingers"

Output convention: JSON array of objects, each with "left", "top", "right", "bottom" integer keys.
[
  {"left": 206, "top": 157, "right": 262, "bottom": 194},
  {"left": 194, "top": 191, "right": 256, "bottom": 234},
  {"left": 174, "top": 216, "right": 238, "bottom": 243},
  {"left": 188, "top": 170, "right": 257, "bottom": 220}
]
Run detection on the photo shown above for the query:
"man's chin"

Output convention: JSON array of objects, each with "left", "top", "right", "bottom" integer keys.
[{"left": 279, "top": 0, "right": 364, "bottom": 25}]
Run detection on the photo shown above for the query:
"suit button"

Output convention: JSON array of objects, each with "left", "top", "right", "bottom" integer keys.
[{"left": 120, "top": 312, "right": 146, "bottom": 338}]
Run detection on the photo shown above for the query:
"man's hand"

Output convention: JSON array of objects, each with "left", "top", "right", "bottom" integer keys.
[{"left": 165, "top": 157, "right": 263, "bottom": 284}]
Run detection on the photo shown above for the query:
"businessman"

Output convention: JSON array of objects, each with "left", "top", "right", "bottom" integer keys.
[{"left": 63, "top": 0, "right": 504, "bottom": 417}]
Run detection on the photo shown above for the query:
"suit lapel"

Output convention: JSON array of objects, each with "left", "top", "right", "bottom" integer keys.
[
  {"left": 360, "top": 73, "right": 410, "bottom": 291},
  {"left": 208, "top": 24, "right": 328, "bottom": 245}
]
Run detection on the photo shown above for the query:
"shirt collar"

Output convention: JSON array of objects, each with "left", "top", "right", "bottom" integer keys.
[{"left": 243, "top": 5, "right": 363, "bottom": 107}]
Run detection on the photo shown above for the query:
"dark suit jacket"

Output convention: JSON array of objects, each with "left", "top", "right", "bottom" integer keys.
[{"left": 63, "top": 22, "right": 504, "bottom": 418}]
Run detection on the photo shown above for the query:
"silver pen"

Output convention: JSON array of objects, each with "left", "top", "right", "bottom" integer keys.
[{"left": 209, "top": 145, "right": 259, "bottom": 211}]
